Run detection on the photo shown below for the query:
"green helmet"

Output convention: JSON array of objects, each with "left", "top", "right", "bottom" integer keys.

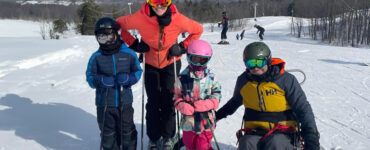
[{"left": 243, "top": 42, "right": 271, "bottom": 62}]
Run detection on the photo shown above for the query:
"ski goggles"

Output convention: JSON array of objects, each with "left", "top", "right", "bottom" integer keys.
[
  {"left": 96, "top": 33, "right": 117, "bottom": 45},
  {"left": 188, "top": 54, "right": 210, "bottom": 66},
  {"left": 245, "top": 58, "right": 267, "bottom": 69},
  {"left": 147, "top": 0, "right": 171, "bottom": 7},
  {"left": 95, "top": 28, "right": 115, "bottom": 35}
]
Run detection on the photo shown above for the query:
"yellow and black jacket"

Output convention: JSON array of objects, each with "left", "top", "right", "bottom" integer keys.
[{"left": 216, "top": 58, "right": 320, "bottom": 149}]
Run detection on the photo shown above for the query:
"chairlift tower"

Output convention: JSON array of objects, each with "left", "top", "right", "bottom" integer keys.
[{"left": 254, "top": 2, "right": 258, "bottom": 22}]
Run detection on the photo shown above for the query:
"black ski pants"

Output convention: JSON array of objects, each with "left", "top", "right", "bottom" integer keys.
[
  {"left": 259, "top": 31, "right": 264, "bottom": 40},
  {"left": 97, "top": 104, "right": 137, "bottom": 150},
  {"left": 221, "top": 27, "right": 228, "bottom": 39},
  {"left": 238, "top": 133, "right": 294, "bottom": 150},
  {"left": 145, "top": 60, "right": 181, "bottom": 142}
]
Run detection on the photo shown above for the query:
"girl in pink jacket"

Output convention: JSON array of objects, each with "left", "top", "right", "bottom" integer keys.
[{"left": 173, "top": 40, "right": 221, "bottom": 150}]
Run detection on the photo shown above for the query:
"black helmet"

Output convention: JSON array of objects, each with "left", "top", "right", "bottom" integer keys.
[
  {"left": 243, "top": 42, "right": 271, "bottom": 62},
  {"left": 94, "top": 17, "right": 122, "bottom": 54},
  {"left": 222, "top": 11, "right": 227, "bottom": 15},
  {"left": 94, "top": 17, "right": 120, "bottom": 35}
]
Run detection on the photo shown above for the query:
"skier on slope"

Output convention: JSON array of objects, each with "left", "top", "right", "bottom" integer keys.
[
  {"left": 216, "top": 42, "right": 320, "bottom": 150},
  {"left": 173, "top": 40, "right": 221, "bottom": 150},
  {"left": 116, "top": 0, "right": 203, "bottom": 149},
  {"left": 254, "top": 24, "right": 265, "bottom": 41},
  {"left": 218, "top": 11, "right": 229, "bottom": 44},
  {"left": 86, "top": 17, "right": 142, "bottom": 150},
  {"left": 240, "top": 29, "right": 245, "bottom": 40}
]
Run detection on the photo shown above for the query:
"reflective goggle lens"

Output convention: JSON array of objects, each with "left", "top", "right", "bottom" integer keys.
[
  {"left": 147, "top": 0, "right": 171, "bottom": 7},
  {"left": 246, "top": 59, "right": 266, "bottom": 69},
  {"left": 96, "top": 33, "right": 116, "bottom": 44},
  {"left": 96, "top": 28, "right": 114, "bottom": 35},
  {"left": 189, "top": 55, "right": 210, "bottom": 66}
]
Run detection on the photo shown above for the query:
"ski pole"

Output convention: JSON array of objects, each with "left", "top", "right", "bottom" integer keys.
[
  {"left": 141, "top": 53, "right": 145, "bottom": 150},
  {"left": 120, "top": 86, "right": 124, "bottom": 150},
  {"left": 171, "top": 117, "right": 184, "bottom": 150},
  {"left": 207, "top": 118, "right": 220, "bottom": 150},
  {"left": 173, "top": 56, "right": 181, "bottom": 150},
  {"left": 100, "top": 88, "right": 110, "bottom": 150}
]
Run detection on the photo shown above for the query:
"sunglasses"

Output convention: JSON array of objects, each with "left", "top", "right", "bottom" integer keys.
[
  {"left": 147, "top": 0, "right": 171, "bottom": 7},
  {"left": 188, "top": 54, "right": 210, "bottom": 66},
  {"left": 246, "top": 58, "right": 267, "bottom": 69},
  {"left": 96, "top": 33, "right": 116, "bottom": 45}
]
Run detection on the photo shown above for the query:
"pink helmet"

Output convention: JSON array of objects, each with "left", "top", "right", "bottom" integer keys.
[
  {"left": 187, "top": 40, "right": 212, "bottom": 57},
  {"left": 187, "top": 40, "right": 212, "bottom": 71}
]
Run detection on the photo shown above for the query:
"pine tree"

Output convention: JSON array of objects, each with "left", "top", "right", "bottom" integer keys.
[{"left": 77, "top": 0, "right": 102, "bottom": 35}]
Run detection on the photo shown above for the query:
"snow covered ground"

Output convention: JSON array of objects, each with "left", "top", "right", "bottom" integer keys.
[{"left": 0, "top": 16, "right": 370, "bottom": 150}]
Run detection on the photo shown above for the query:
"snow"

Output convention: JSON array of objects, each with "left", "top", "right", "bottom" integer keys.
[{"left": 0, "top": 17, "right": 370, "bottom": 150}]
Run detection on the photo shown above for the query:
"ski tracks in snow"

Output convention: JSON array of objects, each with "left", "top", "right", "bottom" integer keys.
[{"left": 0, "top": 46, "right": 84, "bottom": 78}]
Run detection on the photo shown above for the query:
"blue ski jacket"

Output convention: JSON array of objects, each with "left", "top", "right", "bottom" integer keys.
[{"left": 86, "top": 43, "right": 142, "bottom": 107}]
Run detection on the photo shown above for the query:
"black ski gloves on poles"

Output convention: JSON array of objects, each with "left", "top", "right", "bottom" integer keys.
[
  {"left": 129, "top": 38, "right": 150, "bottom": 53},
  {"left": 167, "top": 42, "right": 187, "bottom": 60}
]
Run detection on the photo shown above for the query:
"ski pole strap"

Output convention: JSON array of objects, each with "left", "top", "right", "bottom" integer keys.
[{"left": 260, "top": 124, "right": 296, "bottom": 141}]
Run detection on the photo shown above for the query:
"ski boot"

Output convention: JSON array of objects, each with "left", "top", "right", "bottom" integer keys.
[
  {"left": 162, "top": 138, "right": 173, "bottom": 150},
  {"left": 148, "top": 139, "right": 161, "bottom": 150}
]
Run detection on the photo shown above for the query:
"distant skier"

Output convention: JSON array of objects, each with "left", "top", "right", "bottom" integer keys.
[
  {"left": 173, "top": 40, "right": 221, "bottom": 150},
  {"left": 86, "top": 17, "right": 142, "bottom": 150},
  {"left": 218, "top": 11, "right": 229, "bottom": 44},
  {"left": 216, "top": 42, "right": 320, "bottom": 150},
  {"left": 240, "top": 29, "right": 245, "bottom": 40},
  {"left": 236, "top": 33, "right": 240, "bottom": 40},
  {"left": 254, "top": 24, "right": 265, "bottom": 41}
]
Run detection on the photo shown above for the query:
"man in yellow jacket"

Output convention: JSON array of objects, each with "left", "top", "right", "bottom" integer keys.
[
  {"left": 216, "top": 42, "right": 320, "bottom": 150},
  {"left": 116, "top": 0, "right": 203, "bottom": 149}
]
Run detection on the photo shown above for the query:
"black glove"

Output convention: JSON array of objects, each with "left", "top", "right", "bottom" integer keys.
[
  {"left": 167, "top": 42, "right": 187, "bottom": 60},
  {"left": 302, "top": 128, "right": 320, "bottom": 150},
  {"left": 129, "top": 39, "right": 150, "bottom": 53}
]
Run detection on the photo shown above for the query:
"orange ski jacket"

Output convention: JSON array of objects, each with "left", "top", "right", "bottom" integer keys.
[{"left": 116, "top": 3, "right": 203, "bottom": 69}]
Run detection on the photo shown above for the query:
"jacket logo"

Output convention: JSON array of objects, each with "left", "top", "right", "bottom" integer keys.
[
  {"left": 118, "top": 57, "right": 128, "bottom": 61},
  {"left": 265, "top": 89, "right": 277, "bottom": 96}
]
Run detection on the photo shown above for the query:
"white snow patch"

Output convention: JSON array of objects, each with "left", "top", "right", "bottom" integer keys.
[{"left": 58, "top": 131, "right": 83, "bottom": 141}]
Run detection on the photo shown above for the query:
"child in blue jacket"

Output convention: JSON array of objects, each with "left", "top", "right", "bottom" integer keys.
[{"left": 86, "top": 17, "right": 142, "bottom": 150}]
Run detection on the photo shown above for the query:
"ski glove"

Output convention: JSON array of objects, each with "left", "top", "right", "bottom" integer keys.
[
  {"left": 175, "top": 101, "right": 194, "bottom": 115},
  {"left": 193, "top": 99, "right": 219, "bottom": 112},
  {"left": 95, "top": 75, "right": 115, "bottom": 88},
  {"left": 117, "top": 73, "right": 137, "bottom": 87},
  {"left": 129, "top": 39, "right": 150, "bottom": 53},
  {"left": 167, "top": 42, "right": 187, "bottom": 60}
]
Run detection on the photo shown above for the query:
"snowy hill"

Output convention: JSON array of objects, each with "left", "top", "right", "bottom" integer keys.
[{"left": 0, "top": 17, "right": 370, "bottom": 150}]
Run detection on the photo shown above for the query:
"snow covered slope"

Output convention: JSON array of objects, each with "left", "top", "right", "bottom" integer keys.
[{"left": 0, "top": 17, "right": 369, "bottom": 150}]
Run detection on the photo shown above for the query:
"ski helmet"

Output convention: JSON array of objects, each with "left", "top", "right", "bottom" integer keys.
[
  {"left": 94, "top": 17, "right": 121, "bottom": 54},
  {"left": 94, "top": 17, "right": 119, "bottom": 35},
  {"left": 187, "top": 40, "right": 212, "bottom": 71},
  {"left": 243, "top": 42, "right": 271, "bottom": 65}
]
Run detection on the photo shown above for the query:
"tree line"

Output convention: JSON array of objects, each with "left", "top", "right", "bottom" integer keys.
[
  {"left": 291, "top": 0, "right": 369, "bottom": 46},
  {"left": 0, "top": 0, "right": 368, "bottom": 46}
]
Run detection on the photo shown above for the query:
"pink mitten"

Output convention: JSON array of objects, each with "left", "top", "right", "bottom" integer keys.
[
  {"left": 194, "top": 99, "right": 219, "bottom": 112},
  {"left": 176, "top": 102, "right": 194, "bottom": 115}
]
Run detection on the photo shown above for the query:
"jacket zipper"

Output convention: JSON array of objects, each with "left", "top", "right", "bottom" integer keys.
[
  {"left": 256, "top": 82, "right": 264, "bottom": 112},
  {"left": 158, "top": 26, "right": 165, "bottom": 68},
  {"left": 112, "top": 54, "right": 118, "bottom": 107},
  {"left": 257, "top": 82, "right": 273, "bottom": 129}
]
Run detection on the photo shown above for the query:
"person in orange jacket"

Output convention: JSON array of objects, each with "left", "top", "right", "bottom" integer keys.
[{"left": 116, "top": 0, "right": 203, "bottom": 149}]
